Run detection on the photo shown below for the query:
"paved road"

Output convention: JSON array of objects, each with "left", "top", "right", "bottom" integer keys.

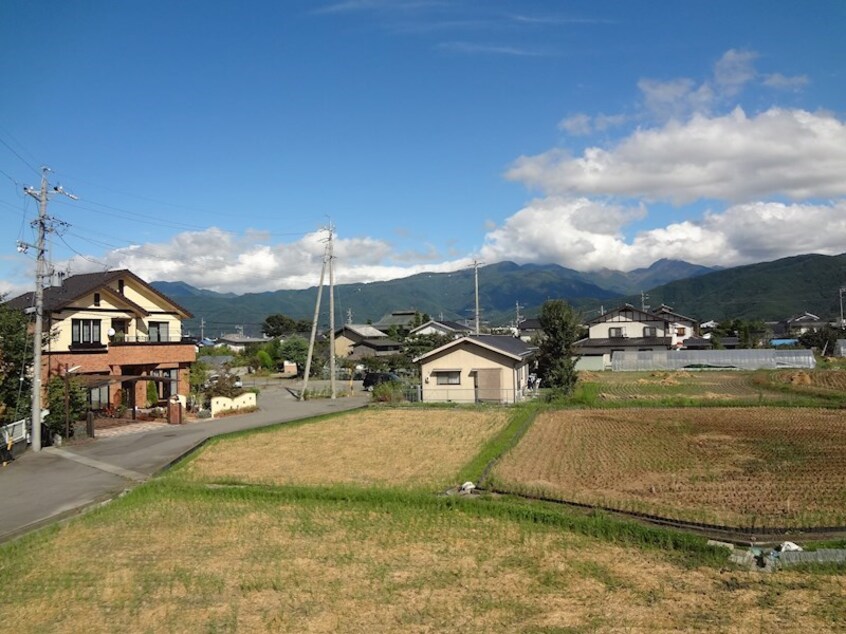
[{"left": 0, "top": 383, "right": 370, "bottom": 543}]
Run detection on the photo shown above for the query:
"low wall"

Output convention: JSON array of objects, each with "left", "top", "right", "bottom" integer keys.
[{"left": 210, "top": 392, "right": 257, "bottom": 417}]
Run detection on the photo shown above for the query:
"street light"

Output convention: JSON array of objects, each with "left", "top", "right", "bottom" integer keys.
[{"left": 62, "top": 365, "right": 81, "bottom": 440}]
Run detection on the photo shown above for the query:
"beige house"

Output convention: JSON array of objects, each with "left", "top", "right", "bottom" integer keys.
[
  {"left": 414, "top": 335, "right": 535, "bottom": 404},
  {"left": 6, "top": 269, "right": 195, "bottom": 411},
  {"left": 334, "top": 324, "right": 388, "bottom": 357}
]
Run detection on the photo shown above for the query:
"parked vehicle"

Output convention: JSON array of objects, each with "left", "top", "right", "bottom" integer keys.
[{"left": 362, "top": 372, "right": 400, "bottom": 391}]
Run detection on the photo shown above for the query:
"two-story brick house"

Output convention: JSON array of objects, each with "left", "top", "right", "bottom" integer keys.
[{"left": 6, "top": 270, "right": 196, "bottom": 411}]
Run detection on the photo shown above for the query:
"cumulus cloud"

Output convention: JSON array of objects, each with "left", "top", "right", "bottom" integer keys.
[
  {"left": 480, "top": 197, "right": 846, "bottom": 271},
  {"left": 62, "top": 228, "right": 471, "bottom": 293},
  {"left": 507, "top": 107, "right": 846, "bottom": 203}
]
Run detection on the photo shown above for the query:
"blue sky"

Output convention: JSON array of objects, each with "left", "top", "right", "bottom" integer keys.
[{"left": 1, "top": 1, "right": 844, "bottom": 294}]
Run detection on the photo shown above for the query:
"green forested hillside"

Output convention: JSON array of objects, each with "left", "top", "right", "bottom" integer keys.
[{"left": 627, "top": 253, "right": 846, "bottom": 321}]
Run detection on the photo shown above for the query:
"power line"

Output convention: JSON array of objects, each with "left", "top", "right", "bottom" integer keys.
[{"left": 0, "top": 135, "right": 40, "bottom": 176}]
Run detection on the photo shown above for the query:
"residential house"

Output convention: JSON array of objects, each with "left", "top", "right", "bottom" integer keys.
[
  {"left": 334, "top": 324, "right": 388, "bottom": 357},
  {"left": 348, "top": 337, "right": 403, "bottom": 359},
  {"left": 774, "top": 312, "right": 830, "bottom": 337},
  {"left": 517, "top": 318, "right": 542, "bottom": 342},
  {"left": 215, "top": 332, "right": 269, "bottom": 353},
  {"left": 652, "top": 305, "right": 699, "bottom": 347},
  {"left": 5, "top": 269, "right": 196, "bottom": 411},
  {"left": 373, "top": 309, "right": 420, "bottom": 333},
  {"left": 573, "top": 304, "right": 699, "bottom": 370},
  {"left": 414, "top": 335, "right": 535, "bottom": 404},
  {"left": 408, "top": 319, "right": 472, "bottom": 338}
]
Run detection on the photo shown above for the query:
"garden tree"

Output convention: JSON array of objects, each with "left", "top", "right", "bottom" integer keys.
[
  {"left": 44, "top": 375, "right": 87, "bottom": 437},
  {"left": 189, "top": 360, "right": 210, "bottom": 396},
  {"left": 713, "top": 319, "right": 768, "bottom": 348},
  {"left": 262, "top": 314, "right": 311, "bottom": 338},
  {"left": 401, "top": 333, "right": 452, "bottom": 366},
  {"left": 536, "top": 299, "right": 581, "bottom": 396},
  {"left": 278, "top": 335, "right": 310, "bottom": 376},
  {"left": 255, "top": 349, "right": 273, "bottom": 370},
  {"left": 0, "top": 301, "right": 33, "bottom": 422},
  {"left": 146, "top": 380, "right": 159, "bottom": 407},
  {"left": 205, "top": 374, "right": 244, "bottom": 399},
  {"left": 799, "top": 326, "right": 841, "bottom": 355}
]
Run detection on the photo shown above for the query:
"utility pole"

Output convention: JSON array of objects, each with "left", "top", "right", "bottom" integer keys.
[
  {"left": 327, "top": 225, "right": 336, "bottom": 399},
  {"left": 21, "top": 167, "right": 76, "bottom": 452},
  {"left": 301, "top": 225, "right": 333, "bottom": 399},
  {"left": 840, "top": 286, "right": 846, "bottom": 329},
  {"left": 472, "top": 259, "right": 483, "bottom": 334},
  {"left": 200, "top": 317, "right": 205, "bottom": 340}
]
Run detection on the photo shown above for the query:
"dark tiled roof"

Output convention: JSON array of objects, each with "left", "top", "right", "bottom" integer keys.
[
  {"left": 518, "top": 318, "right": 542, "bottom": 331},
  {"left": 356, "top": 337, "right": 402, "bottom": 349},
  {"left": 4, "top": 269, "right": 193, "bottom": 318},
  {"left": 466, "top": 334, "right": 535, "bottom": 358},
  {"left": 414, "top": 334, "right": 535, "bottom": 363},
  {"left": 574, "top": 336, "right": 672, "bottom": 349}
]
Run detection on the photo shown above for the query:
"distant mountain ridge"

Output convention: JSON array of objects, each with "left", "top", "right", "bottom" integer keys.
[
  {"left": 156, "top": 254, "right": 846, "bottom": 335},
  {"left": 152, "top": 258, "right": 717, "bottom": 336}
]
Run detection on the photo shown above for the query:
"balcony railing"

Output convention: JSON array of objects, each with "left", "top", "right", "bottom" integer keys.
[{"left": 108, "top": 335, "right": 187, "bottom": 344}]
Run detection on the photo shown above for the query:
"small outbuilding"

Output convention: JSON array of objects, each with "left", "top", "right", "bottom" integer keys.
[{"left": 414, "top": 335, "right": 536, "bottom": 404}]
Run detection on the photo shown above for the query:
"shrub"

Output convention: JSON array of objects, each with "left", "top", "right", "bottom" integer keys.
[{"left": 372, "top": 382, "right": 405, "bottom": 403}]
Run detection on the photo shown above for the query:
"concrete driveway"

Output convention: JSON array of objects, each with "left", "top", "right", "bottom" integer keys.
[{"left": 0, "top": 382, "right": 370, "bottom": 543}]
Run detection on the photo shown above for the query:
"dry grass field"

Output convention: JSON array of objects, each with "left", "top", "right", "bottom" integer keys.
[
  {"left": 772, "top": 369, "right": 846, "bottom": 393},
  {"left": 1, "top": 483, "right": 844, "bottom": 633},
  {"left": 577, "top": 370, "right": 787, "bottom": 401},
  {"left": 490, "top": 407, "right": 846, "bottom": 528},
  {"left": 178, "top": 409, "right": 509, "bottom": 489}
]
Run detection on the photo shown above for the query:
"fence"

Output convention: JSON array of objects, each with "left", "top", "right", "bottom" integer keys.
[
  {"left": 611, "top": 349, "right": 816, "bottom": 372},
  {"left": 1, "top": 409, "right": 49, "bottom": 448},
  {"left": 418, "top": 387, "right": 533, "bottom": 405}
]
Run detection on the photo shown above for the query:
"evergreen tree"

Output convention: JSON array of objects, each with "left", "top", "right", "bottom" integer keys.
[
  {"left": 536, "top": 300, "right": 581, "bottom": 396},
  {"left": 0, "top": 302, "right": 33, "bottom": 422}
]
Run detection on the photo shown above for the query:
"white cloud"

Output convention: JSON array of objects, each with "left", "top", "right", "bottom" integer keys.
[
  {"left": 637, "top": 77, "right": 715, "bottom": 121},
  {"left": 558, "top": 114, "right": 592, "bottom": 135},
  {"left": 480, "top": 197, "right": 846, "bottom": 271},
  {"left": 713, "top": 48, "right": 758, "bottom": 96},
  {"left": 762, "top": 72, "right": 810, "bottom": 91},
  {"left": 507, "top": 107, "right": 846, "bottom": 203},
  {"left": 61, "top": 228, "right": 471, "bottom": 293}
]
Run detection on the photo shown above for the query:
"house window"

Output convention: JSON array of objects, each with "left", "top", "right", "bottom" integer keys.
[
  {"left": 609, "top": 327, "right": 624, "bottom": 338},
  {"left": 111, "top": 319, "right": 128, "bottom": 341},
  {"left": 643, "top": 327, "right": 657, "bottom": 337},
  {"left": 118, "top": 279, "right": 125, "bottom": 295},
  {"left": 71, "top": 319, "right": 101, "bottom": 345},
  {"left": 89, "top": 383, "right": 110, "bottom": 410},
  {"left": 435, "top": 371, "right": 460, "bottom": 385},
  {"left": 148, "top": 321, "right": 170, "bottom": 342},
  {"left": 94, "top": 293, "right": 101, "bottom": 307},
  {"left": 676, "top": 327, "right": 686, "bottom": 337},
  {"left": 151, "top": 368, "right": 178, "bottom": 398}
]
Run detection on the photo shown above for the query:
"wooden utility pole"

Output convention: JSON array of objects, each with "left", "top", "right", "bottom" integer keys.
[
  {"left": 301, "top": 244, "right": 327, "bottom": 399},
  {"left": 473, "top": 259, "right": 482, "bottom": 334},
  {"left": 301, "top": 225, "right": 336, "bottom": 399}
]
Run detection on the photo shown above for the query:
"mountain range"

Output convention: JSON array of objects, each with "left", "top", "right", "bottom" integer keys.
[{"left": 152, "top": 255, "right": 846, "bottom": 337}]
